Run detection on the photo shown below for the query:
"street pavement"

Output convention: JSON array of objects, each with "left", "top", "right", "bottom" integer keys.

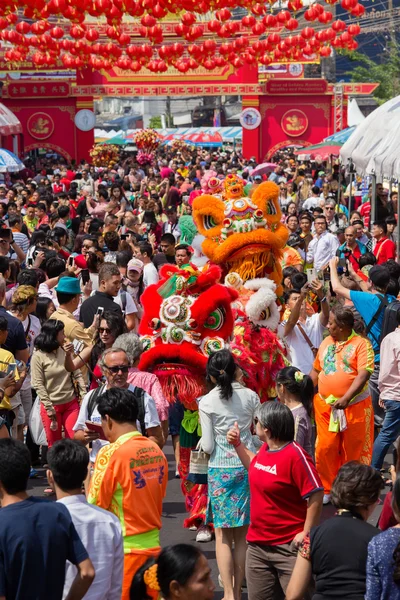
[{"left": 28, "top": 439, "right": 388, "bottom": 600}]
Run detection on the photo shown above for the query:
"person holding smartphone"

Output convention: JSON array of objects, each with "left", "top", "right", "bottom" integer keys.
[
  {"left": 278, "top": 279, "right": 329, "bottom": 376},
  {"left": 31, "top": 320, "right": 87, "bottom": 448}
]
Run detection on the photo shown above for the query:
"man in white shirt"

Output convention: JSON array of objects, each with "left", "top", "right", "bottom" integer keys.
[
  {"left": 73, "top": 348, "right": 163, "bottom": 461},
  {"left": 307, "top": 215, "right": 339, "bottom": 270},
  {"left": 47, "top": 439, "right": 124, "bottom": 600},
  {"left": 162, "top": 206, "right": 181, "bottom": 242},
  {"left": 278, "top": 280, "right": 329, "bottom": 375},
  {"left": 302, "top": 186, "right": 321, "bottom": 211},
  {"left": 137, "top": 242, "right": 159, "bottom": 288}
]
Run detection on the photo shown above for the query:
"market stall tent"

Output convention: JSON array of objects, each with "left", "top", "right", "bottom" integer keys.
[{"left": 340, "top": 94, "right": 400, "bottom": 178}]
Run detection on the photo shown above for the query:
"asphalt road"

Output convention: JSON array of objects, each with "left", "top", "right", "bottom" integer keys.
[{"left": 28, "top": 438, "right": 389, "bottom": 600}]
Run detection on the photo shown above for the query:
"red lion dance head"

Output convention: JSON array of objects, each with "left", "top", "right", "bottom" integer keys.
[{"left": 139, "top": 263, "right": 238, "bottom": 411}]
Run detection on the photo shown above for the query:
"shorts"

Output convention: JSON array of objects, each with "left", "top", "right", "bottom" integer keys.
[
  {"left": 20, "top": 388, "right": 34, "bottom": 423},
  {"left": 168, "top": 400, "right": 184, "bottom": 436}
]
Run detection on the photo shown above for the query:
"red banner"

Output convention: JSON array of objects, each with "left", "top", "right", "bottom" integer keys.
[{"left": 4, "top": 81, "right": 71, "bottom": 99}]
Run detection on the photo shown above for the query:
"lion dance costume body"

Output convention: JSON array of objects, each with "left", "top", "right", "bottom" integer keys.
[
  {"left": 193, "top": 178, "right": 288, "bottom": 400},
  {"left": 139, "top": 263, "right": 237, "bottom": 528},
  {"left": 139, "top": 178, "right": 289, "bottom": 529}
]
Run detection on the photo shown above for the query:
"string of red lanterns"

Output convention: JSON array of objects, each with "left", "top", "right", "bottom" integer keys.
[{"left": 0, "top": 0, "right": 364, "bottom": 72}]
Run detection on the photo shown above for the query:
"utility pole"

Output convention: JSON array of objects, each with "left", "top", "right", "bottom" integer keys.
[
  {"left": 388, "top": 0, "right": 399, "bottom": 97},
  {"left": 165, "top": 96, "right": 173, "bottom": 127}
]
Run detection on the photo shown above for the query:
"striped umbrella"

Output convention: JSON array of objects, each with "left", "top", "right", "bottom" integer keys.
[
  {"left": 0, "top": 103, "right": 22, "bottom": 136},
  {"left": 0, "top": 149, "right": 24, "bottom": 173}
]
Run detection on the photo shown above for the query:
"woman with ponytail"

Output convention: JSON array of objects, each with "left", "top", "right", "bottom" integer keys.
[
  {"left": 276, "top": 366, "right": 313, "bottom": 455},
  {"left": 366, "top": 474, "right": 400, "bottom": 599},
  {"left": 130, "top": 544, "right": 214, "bottom": 600},
  {"left": 199, "top": 349, "right": 260, "bottom": 600}
]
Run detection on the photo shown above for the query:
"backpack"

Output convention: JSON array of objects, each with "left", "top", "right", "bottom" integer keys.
[
  {"left": 87, "top": 384, "right": 147, "bottom": 436},
  {"left": 120, "top": 290, "right": 127, "bottom": 315},
  {"left": 380, "top": 300, "right": 400, "bottom": 343}
]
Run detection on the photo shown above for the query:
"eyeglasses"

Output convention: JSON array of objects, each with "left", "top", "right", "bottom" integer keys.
[
  {"left": 105, "top": 365, "right": 129, "bottom": 374},
  {"left": 99, "top": 327, "right": 111, "bottom": 334}
]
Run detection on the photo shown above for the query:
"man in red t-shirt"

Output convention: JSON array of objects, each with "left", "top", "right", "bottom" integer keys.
[
  {"left": 360, "top": 200, "right": 371, "bottom": 229},
  {"left": 372, "top": 221, "right": 396, "bottom": 264},
  {"left": 51, "top": 174, "right": 66, "bottom": 195}
]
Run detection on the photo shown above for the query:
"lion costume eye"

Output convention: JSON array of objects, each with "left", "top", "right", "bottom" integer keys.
[
  {"left": 204, "top": 308, "right": 225, "bottom": 331},
  {"left": 201, "top": 337, "right": 225, "bottom": 356},
  {"left": 203, "top": 215, "right": 218, "bottom": 230},
  {"left": 266, "top": 200, "right": 277, "bottom": 216}
]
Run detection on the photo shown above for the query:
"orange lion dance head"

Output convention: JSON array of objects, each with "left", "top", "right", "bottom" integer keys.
[{"left": 192, "top": 181, "right": 288, "bottom": 295}]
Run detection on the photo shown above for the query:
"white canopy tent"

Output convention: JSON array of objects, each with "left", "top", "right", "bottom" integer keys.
[
  {"left": 347, "top": 99, "right": 365, "bottom": 127},
  {"left": 340, "top": 94, "right": 400, "bottom": 179}
]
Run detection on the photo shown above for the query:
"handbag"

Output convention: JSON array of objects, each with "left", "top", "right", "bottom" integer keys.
[
  {"left": 187, "top": 441, "right": 209, "bottom": 485},
  {"left": 29, "top": 397, "right": 48, "bottom": 446}
]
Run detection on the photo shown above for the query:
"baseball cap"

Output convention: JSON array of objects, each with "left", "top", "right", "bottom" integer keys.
[
  {"left": 127, "top": 258, "right": 144, "bottom": 273},
  {"left": 254, "top": 175, "right": 262, "bottom": 181},
  {"left": 368, "top": 265, "right": 390, "bottom": 289},
  {"left": 318, "top": 171, "right": 325, "bottom": 176}
]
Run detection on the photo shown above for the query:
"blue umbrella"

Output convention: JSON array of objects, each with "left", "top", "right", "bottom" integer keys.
[
  {"left": 0, "top": 149, "right": 24, "bottom": 173},
  {"left": 324, "top": 126, "right": 356, "bottom": 145}
]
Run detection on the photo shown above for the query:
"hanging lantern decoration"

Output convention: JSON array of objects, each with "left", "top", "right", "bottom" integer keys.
[{"left": 1, "top": 0, "right": 364, "bottom": 73}]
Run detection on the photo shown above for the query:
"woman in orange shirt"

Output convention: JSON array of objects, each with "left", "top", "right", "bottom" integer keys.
[{"left": 310, "top": 305, "right": 374, "bottom": 505}]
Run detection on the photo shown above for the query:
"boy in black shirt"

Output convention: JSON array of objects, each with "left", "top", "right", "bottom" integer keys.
[{"left": 0, "top": 439, "right": 95, "bottom": 600}]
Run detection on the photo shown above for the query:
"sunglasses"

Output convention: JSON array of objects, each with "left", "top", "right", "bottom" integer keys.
[
  {"left": 99, "top": 327, "right": 111, "bottom": 334},
  {"left": 105, "top": 365, "right": 129, "bottom": 374},
  {"left": 325, "top": 207, "right": 334, "bottom": 211}
]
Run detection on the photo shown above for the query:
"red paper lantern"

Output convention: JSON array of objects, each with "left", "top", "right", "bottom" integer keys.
[
  {"left": 332, "top": 19, "right": 346, "bottom": 32},
  {"left": 216, "top": 8, "right": 231, "bottom": 21},
  {"left": 181, "top": 12, "right": 196, "bottom": 25},
  {"left": 277, "top": 10, "right": 290, "bottom": 23},
  {"left": 320, "top": 45, "right": 331, "bottom": 56},
  {"left": 208, "top": 20, "right": 221, "bottom": 32},
  {"left": 304, "top": 7, "right": 317, "bottom": 21},
  {"left": 70, "top": 25, "right": 86, "bottom": 39},
  {"left": 301, "top": 26, "right": 314, "bottom": 39},
  {"left": 285, "top": 17, "right": 298, "bottom": 30},
  {"left": 348, "top": 23, "right": 361, "bottom": 35},
  {"left": 242, "top": 14, "right": 256, "bottom": 27},
  {"left": 351, "top": 3, "right": 365, "bottom": 16},
  {"left": 50, "top": 25, "right": 64, "bottom": 39},
  {"left": 263, "top": 14, "right": 277, "bottom": 27},
  {"left": 268, "top": 33, "right": 281, "bottom": 45},
  {"left": 318, "top": 11, "right": 333, "bottom": 23},
  {"left": 16, "top": 21, "right": 31, "bottom": 34}
]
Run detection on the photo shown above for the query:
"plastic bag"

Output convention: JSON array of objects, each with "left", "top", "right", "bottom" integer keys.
[{"left": 28, "top": 397, "right": 47, "bottom": 446}]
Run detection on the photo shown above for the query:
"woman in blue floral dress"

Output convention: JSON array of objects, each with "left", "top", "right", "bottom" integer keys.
[{"left": 199, "top": 349, "right": 260, "bottom": 600}]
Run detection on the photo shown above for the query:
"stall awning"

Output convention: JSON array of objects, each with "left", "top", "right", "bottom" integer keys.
[{"left": 0, "top": 103, "right": 22, "bottom": 136}]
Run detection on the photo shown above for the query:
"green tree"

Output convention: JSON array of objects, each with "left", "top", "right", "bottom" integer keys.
[
  {"left": 149, "top": 115, "right": 162, "bottom": 128},
  {"left": 344, "top": 42, "right": 400, "bottom": 104}
]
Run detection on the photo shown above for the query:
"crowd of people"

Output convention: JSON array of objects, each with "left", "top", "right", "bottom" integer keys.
[{"left": 0, "top": 145, "right": 399, "bottom": 600}]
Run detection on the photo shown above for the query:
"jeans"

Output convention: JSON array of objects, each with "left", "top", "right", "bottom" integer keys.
[
  {"left": 371, "top": 400, "right": 400, "bottom": 470},
  {"left": 369, "top": 364, "right": 384, "bottom": 426}
]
